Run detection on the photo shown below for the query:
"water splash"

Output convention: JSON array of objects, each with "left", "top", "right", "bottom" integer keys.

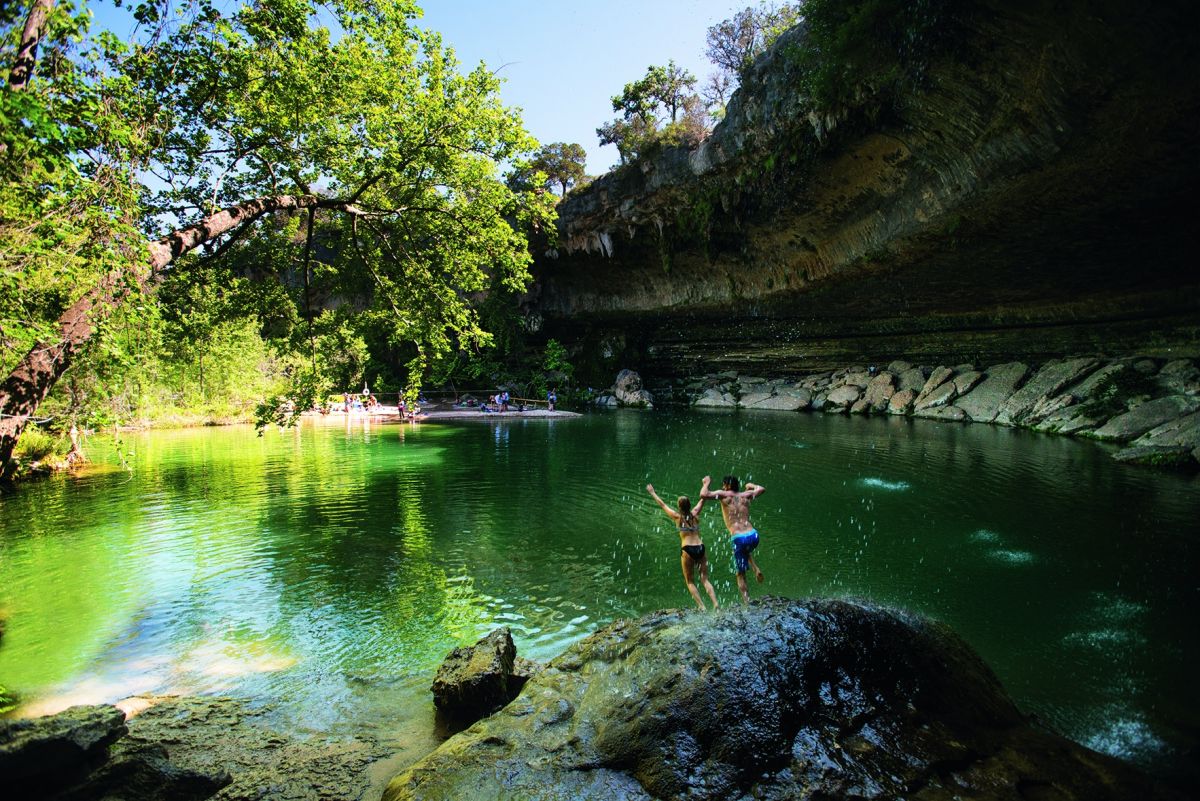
[
  {"left": 969, "top": 529, "right": 1001, "bottom": 544},
  {"left": 987, "top": 549, "right": 1035, "bottom": 564},
  {"left": 858, "top": 477, "right": 910, "bottom": 491},
  {"left": 1084, "top": 714, "right": 1167, "bottom": 763}
]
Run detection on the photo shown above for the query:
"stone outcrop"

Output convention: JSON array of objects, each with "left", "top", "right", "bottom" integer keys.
[
  {"left": 384, "top": 598, "right": 1180, "bottom": 801},
  {"left": 431, "top": 628, "right": 536, "bottom": 724},
  {"left": 0, "top": 704, "right": 229, "bottom": 801}
]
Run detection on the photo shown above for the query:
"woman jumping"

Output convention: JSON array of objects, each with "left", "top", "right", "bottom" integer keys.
[{"left": 646, "top": 479, "right": 720, "bottom": 610}]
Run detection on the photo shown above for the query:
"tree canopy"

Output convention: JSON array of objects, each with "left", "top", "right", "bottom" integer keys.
[
  {"left": 596, "top": 60, "right": 707, "bottom": 166},
  {"left": 705, "top": 2, "right": 802, "bottom": 81},
  {"left": 0, "top": 0, "right": 555, "bottom": 470}
]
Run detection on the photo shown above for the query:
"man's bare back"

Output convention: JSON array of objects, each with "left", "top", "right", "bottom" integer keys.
[
  {"left": 700, "top": 474, "right": 766, "bottom": 603},
  {"left": 701, "top": 475, "right": 764, "bottom": 535}
]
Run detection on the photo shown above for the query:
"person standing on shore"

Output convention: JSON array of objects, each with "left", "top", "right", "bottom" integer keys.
[
  {"left": 701, "top": 474, "right": 766, "bottom": 604},
  {"left": 646, "top": 478, "right": 720, "bottom": 610},
  {"left": 547, "top": 387, "right": 556, "bottom": 411}
]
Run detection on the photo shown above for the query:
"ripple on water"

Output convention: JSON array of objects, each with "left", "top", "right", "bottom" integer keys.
[
  {"left": 1088, "top": 591, "right": 1147, "bottom": 624},
  {"left": 1063, "top": 627, "right": 1148, "bottom": 649},
  {"left": 969, "top": 529, "right": 1002, "bottom": 544},
  {"left": 858, "top": 477, "right": 911, "bottom": 492},
  {"left": 1083, "top": 713, "right": 1168, "bottom": 763},
  {"left": 987, "top": 549, "right": 1035, "bottom": 565}
]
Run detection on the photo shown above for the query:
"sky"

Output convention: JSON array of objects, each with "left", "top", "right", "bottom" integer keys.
[{"left": 414, "top": 1, "right": 742, "bottom": 173}]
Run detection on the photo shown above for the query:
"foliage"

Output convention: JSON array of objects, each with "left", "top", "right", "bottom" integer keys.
[
  {"left": 12, "top": 422, "right": 62, "bottom": 463},
  {"left": 0, "top": 0, "right": 558, "bottom": 451},
  {"left": 1081, "top": 368, "right": 1160, "bottom": 419},
  {"left": 528, "top": 142, "right": 587, "bottom": 196},
  {"left": 597, "top": 61, "right": 708, "bottom": 165},
  {"left": 788, "top": 0, "right": 961, "bottom": 112},
  {"left": 706, "top": 2, "right": 802, "bottom": 79},
  {"left": 0, "top": 682, "right": 15, "bottom": 715},
  {"left": 542, "top": 338, "right": 574, "bottom": 385}
]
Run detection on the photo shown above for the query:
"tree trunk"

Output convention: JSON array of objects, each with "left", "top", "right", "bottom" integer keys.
[
  {"left": 9, "top": 0, "right": 54, "bottom": 91},
  {"left": 0, "top": 193, "right": 334, "bottom": 475}
]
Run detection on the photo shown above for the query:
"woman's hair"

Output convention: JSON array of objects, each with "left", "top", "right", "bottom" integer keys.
[
  {"left": 677, "top": 496, "right": 696, "bottom": 528},
  {"left": 723, "top": 475, "right": 740, "bottom": 492}
]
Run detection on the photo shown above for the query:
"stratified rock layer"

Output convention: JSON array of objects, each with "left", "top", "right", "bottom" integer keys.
[
  {"left": 384, "top": 598, "right": 1178, "bottom": 801},
  {"left": 530, "top": 1, "right": 1199, "bottom": 381}
]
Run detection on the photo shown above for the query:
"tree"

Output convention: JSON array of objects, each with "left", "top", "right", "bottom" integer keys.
[
  {"left": 703, "top": 1, "right": 802, "bottom": 116},
  {"left": 529, "top": 142, "right": 587, "bottom": 196},
  {"left": 598, "top": 60, "right": 702, "bottom": 165},
  {"left": 0, "top": 0, "right": 556, "bottom": 472}
]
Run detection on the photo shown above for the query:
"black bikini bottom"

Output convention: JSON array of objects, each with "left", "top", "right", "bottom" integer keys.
[{"left": 681, "top": 544, "right": 706, "bottom": 561}]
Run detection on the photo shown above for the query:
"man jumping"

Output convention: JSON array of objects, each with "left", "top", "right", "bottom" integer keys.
[{"left": 701, "top": 474, "right": 766, "bottom": 604}]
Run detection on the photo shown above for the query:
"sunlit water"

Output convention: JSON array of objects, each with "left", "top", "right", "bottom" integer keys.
[{"left": 1, "top": 410, "right": 1197, "bottom": 777}]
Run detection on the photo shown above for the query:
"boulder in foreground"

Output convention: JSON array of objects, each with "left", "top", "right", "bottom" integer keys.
[{"left": 387, "top": 597, "right": 1182, "bottom": 801}]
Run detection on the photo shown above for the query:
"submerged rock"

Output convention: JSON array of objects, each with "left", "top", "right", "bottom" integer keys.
[{"left": 384, "top": 598, "right": 1177, "bottom": 801}]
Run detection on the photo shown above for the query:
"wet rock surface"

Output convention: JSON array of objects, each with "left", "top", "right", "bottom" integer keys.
[
  {"left": 384, "top": 598, "right": 1180, "bottom": 801},
  {"left": 431, "top": 628, "right": 534, "bottom": 725},
  {"left": 0, "top": 703, "right": 229, "bottom": 801},
  {"left": 119, "top": 696, "right": 405, "bottom": 801}
]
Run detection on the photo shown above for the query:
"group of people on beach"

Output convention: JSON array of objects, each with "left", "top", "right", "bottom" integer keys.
[{"left": 646, "top": 475, "right": 765, "bottom": 609}]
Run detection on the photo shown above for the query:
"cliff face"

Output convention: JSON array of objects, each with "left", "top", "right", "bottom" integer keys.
[{"left": 528, "top": 0, "right": 1200, "bottom": 381}]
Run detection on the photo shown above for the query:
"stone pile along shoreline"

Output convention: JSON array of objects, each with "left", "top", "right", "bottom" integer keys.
[{"left": 645, "top": 356, "right": 1200, "bottom": 467}]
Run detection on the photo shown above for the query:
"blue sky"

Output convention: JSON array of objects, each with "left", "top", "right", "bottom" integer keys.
[{"left": 415, "top": 1, "right": 743, "bottom": 173}]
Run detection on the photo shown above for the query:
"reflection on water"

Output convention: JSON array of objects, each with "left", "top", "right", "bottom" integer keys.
[{"left": 0, "top": 411, "right": 1197, "bottom": 778}]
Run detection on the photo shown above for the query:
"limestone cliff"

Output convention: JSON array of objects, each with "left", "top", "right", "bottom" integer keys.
[{"left": 528, "top": 0, "right": 1199, "bottom": 381}]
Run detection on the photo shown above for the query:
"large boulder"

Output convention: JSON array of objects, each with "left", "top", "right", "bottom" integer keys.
[
  {"left": 744, "top": 392, "right": 808, "bottom": 411},
  {"left": 1130, "top": 411, "right": 1200, "bottom": 451},
  {"left": 1091, "top": 395, "right": 1200, "bottom": 442},
  {"left": 896, "top": 367, "right": 927, "bottom": 393},
  {"left": 913, "top": 404, "right": 968, "bottom": 422},
  {"left": 431, "top": 628, "right": 533, "bottom": 724},
  {"left": 613, "top": 370, "right": 654, "bottom": 408},
  {"left": 824, "top": 385, "right": 861, "bottom": 411},
  {"left": 914, "top": 365, "right": 955, "bottom": 405},
  {"left": 955, "top": 362, "right": 1031, "bottom": 423},
  {"left": 887, "top": 388, "right": 916, "bottom": 414},
  {"left": 862, "top": 372, "right": 896, "bottom": 411},
  {"left": 913, "top": 379, "right": 957, "bottom": 411},
  {"left": 994, "top": 358, "right": 1099, "bottom": 426},
  {"left": 0, "top": 704, "right": 228, "bottom": 801},
  {"left": 693, "top": 388, "right": 736, "bottom": 408},
  {"left": 0, "top": 705, "right": 126, "bottom": 784},
  {"left": 384, "top": 599, "right": 1176, "bottom": 801}
]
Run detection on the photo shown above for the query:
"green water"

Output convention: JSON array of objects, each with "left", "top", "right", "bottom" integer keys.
[{"left": 0, "top": 411, "right": 1197, "bottom": 775}]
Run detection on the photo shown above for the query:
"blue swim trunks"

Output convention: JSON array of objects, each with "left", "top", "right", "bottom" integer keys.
[{"left": 731, "top": 529, "right": 759, "bottom": 574}]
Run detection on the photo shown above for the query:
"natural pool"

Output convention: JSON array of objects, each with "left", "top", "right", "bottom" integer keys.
[{"left": 0, "top": 410, "right": 1197, "bottom": 778}]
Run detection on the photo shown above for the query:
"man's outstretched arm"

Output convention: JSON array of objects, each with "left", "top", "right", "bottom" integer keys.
[
  {"left": 743, "top": 482, "right": 766, "bottom": 499},
  {"left": 699, "top": 475, "right": 725, "bottom": 500}
]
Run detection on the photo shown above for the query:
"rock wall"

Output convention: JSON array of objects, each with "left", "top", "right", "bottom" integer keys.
[{"left": 526, "top": 0, "right": 1200, "bottom": 380}]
